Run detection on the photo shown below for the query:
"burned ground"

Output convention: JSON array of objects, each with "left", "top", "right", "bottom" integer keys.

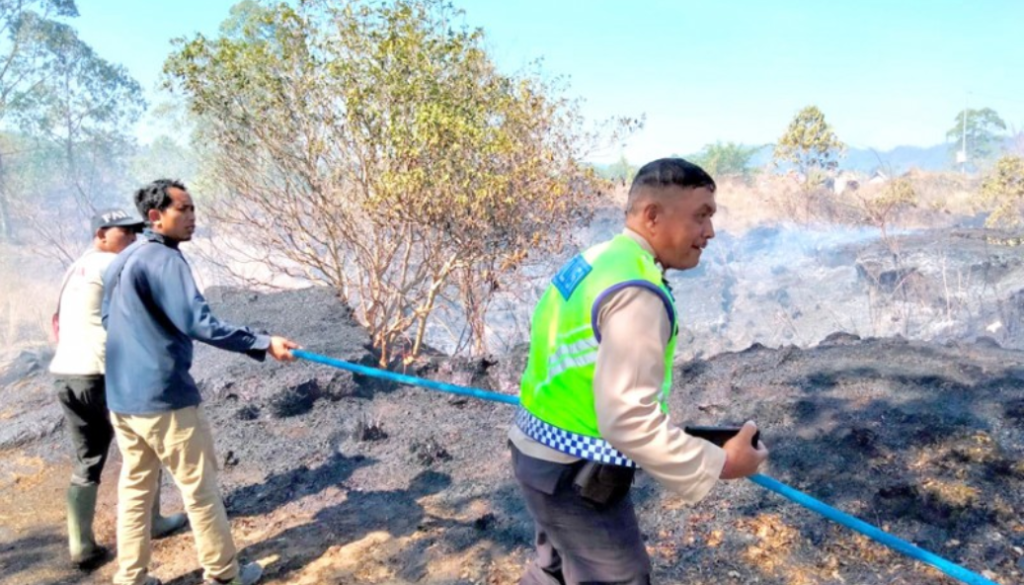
[{"left": 2, "top": 239, "right": 1024, "bottom": 584}]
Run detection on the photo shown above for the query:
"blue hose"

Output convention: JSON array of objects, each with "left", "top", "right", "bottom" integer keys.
[
  {"left": 294, "top": 349, "right": 520, "bottom": 405},
  {"left": 294, "top": 349, "right": 998, "bottom": 585},
  {"left": 748, "top": 474, "right": 997, "bottom": 585}
]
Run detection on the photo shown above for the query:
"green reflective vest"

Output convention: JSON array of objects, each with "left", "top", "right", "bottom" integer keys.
[{"left": 519, "top": 234, "right": 677, "bottom": 448}]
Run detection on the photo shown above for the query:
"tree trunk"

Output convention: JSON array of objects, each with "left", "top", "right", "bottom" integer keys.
[
  {"left": 0, "top": 151, "right": 11, "bottom": 242},
  {"left": 411, "top": 287, "right": 439, "bottom": 360},
  {"left": 0, "top": 193, "right": 10, "bottom": 242}
]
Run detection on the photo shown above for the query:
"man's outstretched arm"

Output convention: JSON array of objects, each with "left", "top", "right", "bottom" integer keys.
[{"left": 152, "top": 253, "right": 297, "bottom": 360}]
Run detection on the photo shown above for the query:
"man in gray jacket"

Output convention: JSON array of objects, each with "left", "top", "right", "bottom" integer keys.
[{"left": 103, "top": 179, "right": 300, "bottom": 585}]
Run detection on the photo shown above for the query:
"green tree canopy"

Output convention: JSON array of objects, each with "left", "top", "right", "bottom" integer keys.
[
  {"left": 600, "top": 154, "right": 636, "bottom": 184},
  {"left": 946, "top": 107, "right": 1007, "bottom": 166},
  {"left": 690, "top": 141, "right": 760, "bottom": 180},
  {"left": 164, "top": 0, "right": 632, "bottom": 363},
  {"left": 773, "top": 105, "right": 845, "bottom": 179},
  {"left": 0, "top": 0, "right": 144, "bottom": 249}
]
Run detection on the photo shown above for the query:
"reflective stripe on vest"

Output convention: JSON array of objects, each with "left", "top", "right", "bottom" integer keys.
[{"left": 519, "top": 234, "right": 677, "bottom": 463}]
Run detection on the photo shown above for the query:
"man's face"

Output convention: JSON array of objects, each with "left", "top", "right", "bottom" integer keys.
[
  {"left": 98, "top": 226, "right": 137, "bottom": 253},
  {"left": 646, "top": 186, "right": 716, "bottom": 271},
  {"left": 151, "top": 187, "right": 196, "bottom": 242}
]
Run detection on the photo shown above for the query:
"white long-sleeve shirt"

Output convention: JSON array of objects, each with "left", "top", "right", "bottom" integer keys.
[{"left": 50, "top": 249, "right": 116, "bottom": 376}]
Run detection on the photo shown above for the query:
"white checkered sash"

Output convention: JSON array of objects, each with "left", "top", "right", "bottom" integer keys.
[{"left": 515, "top": 407, "right": 637, "bottom": 468}]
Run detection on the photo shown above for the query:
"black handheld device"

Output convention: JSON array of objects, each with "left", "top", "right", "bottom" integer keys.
[{"left": 684, "top": 426, "right": 761, "bottom": 448}]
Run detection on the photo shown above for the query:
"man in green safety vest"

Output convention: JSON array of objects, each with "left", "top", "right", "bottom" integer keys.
[{"left": 510, "top": 158, "right": 769, "bottom": 584}]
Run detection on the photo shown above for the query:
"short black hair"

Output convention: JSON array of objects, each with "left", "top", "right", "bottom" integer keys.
[
  {"left": 134, "top": 179, "right": 187, "bottom": 224},
  {"left": 625, "top": 158, "right": 716, "bottom": 215},
  {"left": 630, "top": 158, "right": 715, "bottom": 194}
]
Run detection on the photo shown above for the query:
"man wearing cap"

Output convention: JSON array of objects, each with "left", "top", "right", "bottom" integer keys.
[
  {"left": 510, "top": 158, "right": 769, "bottom": 584},
  {"left": 50, "top": 208, "right": 188, "bottom": 569}
]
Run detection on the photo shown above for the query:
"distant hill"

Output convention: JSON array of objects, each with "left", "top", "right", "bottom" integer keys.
[
  {"left": 748, "top": 143, "right": 951, "bottom": 175},
  {"left": 841, "top": 144, "right": 951, "bottom": 173},
  {"left": 593, "top": 142, "right": 954, "bottom": 180}
]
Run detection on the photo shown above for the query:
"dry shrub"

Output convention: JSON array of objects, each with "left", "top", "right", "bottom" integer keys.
[
  {"left": 608, "top": 168, "right": 986, "bottom": 236},
  {"left": 901, "top": 170, "right": 983, "bottom": 226},
  {"left": 715, "top": 175, "right": 799, "bottom": 232},
  {"left": 0, "top": 244, "right": 61, "bottom": 348}
]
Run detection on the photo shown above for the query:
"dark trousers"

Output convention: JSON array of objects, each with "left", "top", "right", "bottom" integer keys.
[
  {"left": 55, "top": 375, "right": 114, "bottom": 486},
  {"left": 511, "top": 444, "right": 651, "bottom": 585}
]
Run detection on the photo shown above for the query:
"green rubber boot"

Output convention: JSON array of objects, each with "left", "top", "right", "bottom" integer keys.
[
  {"left": 152, "top": 470, "right": 188, "bottom": 539},
  {"left": 67, "top": 484, "right": 109, "bottom": 568}
]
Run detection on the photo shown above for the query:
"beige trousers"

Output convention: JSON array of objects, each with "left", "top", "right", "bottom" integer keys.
[{"left": 110, "top": 406, "right": 238, "bottom": 585}]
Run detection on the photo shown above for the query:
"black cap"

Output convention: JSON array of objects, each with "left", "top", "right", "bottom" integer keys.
[{"left": 91, "top": 208, "right": 145, "bottom": 233}]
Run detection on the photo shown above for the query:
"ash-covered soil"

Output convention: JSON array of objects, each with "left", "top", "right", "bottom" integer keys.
[
  {"left": 2, "top": 284, "right": 1024, "bottom": 584},
  {"left": 669, "top": 226, "right": 1024, "bottom": 361}
]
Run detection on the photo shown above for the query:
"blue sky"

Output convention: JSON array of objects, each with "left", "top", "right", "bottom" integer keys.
[{"left": 73, "top": 0, "right": 1024, "bottom": 163}]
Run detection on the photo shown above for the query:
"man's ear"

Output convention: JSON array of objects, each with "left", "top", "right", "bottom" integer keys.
[
  {"left": 95, "top": 227, "right": 107, "bottom": 241},
  {"left": 147, "top": 208, "right": 161, "bottom": 225},
  {"left": 643, "top": 200, "right": 661, "bottom": 227}
]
